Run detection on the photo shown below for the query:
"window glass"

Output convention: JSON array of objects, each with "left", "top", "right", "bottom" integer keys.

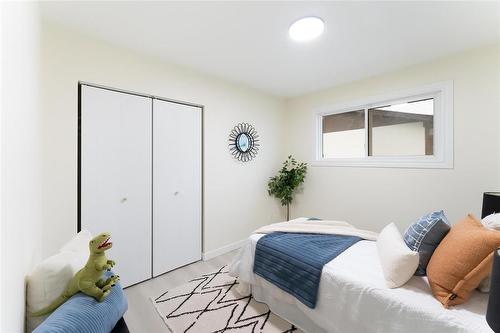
[
  {"left": 322, "top": 110, "right": 365, "bottom": 158},
  {"left": 368, "top": 98, "right": 434, "bottom": 156}
]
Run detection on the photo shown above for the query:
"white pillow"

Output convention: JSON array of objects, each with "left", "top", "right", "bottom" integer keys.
[
  {"left": 377, "top": 223, "right": 419, "bottom": 288},
  {"left": 59, "top": 229, "right": 92, "bottom": 252},
  {"left": 478, "top": 276, "right": 491, "bottom": 293},
  {"left": 482, "top": 213, "right": 500, "bottom": 230},
  {"left": 26, "top": 230, "right": 92, "bottom": 332},
  {"left": 478, "top": 214, "right": 500, "bottom": 293}
]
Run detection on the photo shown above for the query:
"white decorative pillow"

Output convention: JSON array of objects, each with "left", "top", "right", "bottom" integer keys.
[
  {"left": 26, "top": 230, "right": 92, "bottom": 332},
  {"left": 59, "top": 229, "right": 93, "bottom": 252},
  {"left": 377, "top": 223, "right": 419, "bottom": 288},
  {"left": 478, "top": 277, "right": 491, "bottom": 293},
  {"left": 482, "top": 213, "right": 500, "bottom": 230},
  {"left": 478, "top": 213, "right": 500, "bottom": 292}
]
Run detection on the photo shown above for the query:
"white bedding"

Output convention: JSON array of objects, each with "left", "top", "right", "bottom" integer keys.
[
  {"left": 254, "top": 217, "right": 378, "bottom": 240},
  {"left": 229, "top": 234, "right": 493, "bottom": 333}
]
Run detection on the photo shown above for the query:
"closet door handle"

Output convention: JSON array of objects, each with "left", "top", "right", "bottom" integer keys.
[
  {"left": 120, "top": 197, "right": 128, "bottom": 203},
  {"left": 174, "top": 191, "right": 179, "bottom": 196}
]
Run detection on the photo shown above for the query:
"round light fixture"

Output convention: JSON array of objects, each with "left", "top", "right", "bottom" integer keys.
[{"left": 288, "top": 16, "right": 324, "bottom": 42}]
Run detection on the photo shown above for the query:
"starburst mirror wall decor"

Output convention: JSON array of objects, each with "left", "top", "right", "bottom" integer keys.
[{"left": 228, "top": 123, "right": 260, "bottom": 162}]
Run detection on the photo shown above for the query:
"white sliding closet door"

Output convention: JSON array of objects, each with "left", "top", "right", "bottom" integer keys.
[
  {"left": 81, "top": 85, "right": 152, "bottom": 287},
  {"left": 153, "top": 99, "right": 202, "bottom": 277}
]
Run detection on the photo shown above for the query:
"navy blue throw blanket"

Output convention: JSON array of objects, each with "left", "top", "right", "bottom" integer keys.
[{"left": 253, "top": 232, "right": 362, "bottom": 308}]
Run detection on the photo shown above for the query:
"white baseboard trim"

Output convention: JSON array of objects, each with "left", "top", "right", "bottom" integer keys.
[{"left": 202, "top": 239, "right": 246, "bottom": 261}]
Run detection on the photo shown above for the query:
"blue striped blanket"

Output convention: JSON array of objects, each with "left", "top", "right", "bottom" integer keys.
[{"left": 253, "top": 232, "right": 362, "bottom": 308}]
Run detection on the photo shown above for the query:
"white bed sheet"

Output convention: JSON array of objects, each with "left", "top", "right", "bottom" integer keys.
[{"left": 229, "top": 234, "right": 493, "bottom": 333}]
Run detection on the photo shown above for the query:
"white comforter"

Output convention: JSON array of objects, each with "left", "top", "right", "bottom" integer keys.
[{"left": 229, "top": 233, "right": 492, "bottom": 333}]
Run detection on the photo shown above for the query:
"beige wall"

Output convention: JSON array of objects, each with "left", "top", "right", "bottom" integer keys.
[
  {"left": 40, "top": 21, "right": 287, "bottom": 257},
  {"left": 285, "top": 44, "right": 500, "bottom": 231},
  {"left": 37, "top": 19, "right": 500, "bottom": 276},
  {"left": 1, "top": 2, "right": 43, "bottom": 332}
]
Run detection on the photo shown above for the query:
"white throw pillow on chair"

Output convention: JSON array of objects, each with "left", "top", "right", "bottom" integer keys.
[{"left": 377, "top": 223, "right": 419, "bottom": 288}]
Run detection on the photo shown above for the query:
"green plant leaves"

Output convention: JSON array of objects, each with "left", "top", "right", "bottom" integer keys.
[{"left": 267, "top": 155, "right": 307, "bottom": 206}]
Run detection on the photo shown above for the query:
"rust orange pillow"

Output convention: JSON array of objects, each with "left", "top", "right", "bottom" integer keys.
[{"left": 427, "top": 214, "right": 500, "bottom": 307}]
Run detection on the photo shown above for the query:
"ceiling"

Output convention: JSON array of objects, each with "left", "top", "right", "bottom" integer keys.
[{"left": 41, "top": 1, "right": 500, "bottom": 97}]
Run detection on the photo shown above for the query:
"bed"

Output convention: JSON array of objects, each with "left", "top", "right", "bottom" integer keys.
[{"left": 229, "top": 233, "right": 493, "bottom": 333}]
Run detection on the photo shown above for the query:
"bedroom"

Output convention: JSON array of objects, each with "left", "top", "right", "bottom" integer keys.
[{"left": 1, "top": 1, "right": 500, "bottom": 332}]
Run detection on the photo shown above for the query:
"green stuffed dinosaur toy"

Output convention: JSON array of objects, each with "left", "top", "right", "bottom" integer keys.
[{"left": 31, "top": 232, "right": 120, "bottom": 316}]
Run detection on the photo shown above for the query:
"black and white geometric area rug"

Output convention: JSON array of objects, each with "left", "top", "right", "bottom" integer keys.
[{"left": 151, "top": 266, "right": 303, "bottom": 333}]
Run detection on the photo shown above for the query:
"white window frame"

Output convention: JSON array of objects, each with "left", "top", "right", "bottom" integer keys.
[{"left": 313, "top": 81, "right": 453, "bottom": 168}]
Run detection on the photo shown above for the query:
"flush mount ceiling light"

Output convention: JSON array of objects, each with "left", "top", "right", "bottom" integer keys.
[{"left": 288, "top": 16, "right": 325, "bottom": 42}]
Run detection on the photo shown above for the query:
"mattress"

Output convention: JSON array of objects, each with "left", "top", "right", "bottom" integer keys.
[{"left": 229, "top": 234, "right": 493, "bottom": 333}]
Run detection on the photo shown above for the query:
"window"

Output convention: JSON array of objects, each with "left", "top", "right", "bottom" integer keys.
[
  {"left": 315, "top": 82, "right": 453, "bottom": 168},
  {"left": 322, "top": 110, "right": 365, "bottom": 158},
  {"left": 368, "top": 98, "right": 434, "bottom": 157}
]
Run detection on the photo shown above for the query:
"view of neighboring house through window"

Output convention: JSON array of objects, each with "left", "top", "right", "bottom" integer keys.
[
  {"left": 321, "top": 97, "right": 435, "bottom": 159},
  {"left": 368, "top": 98, "right": 434, "bottom": 156},
  {"left": 317, "top": 82, "right": 453, "bottom": 168},
  {"left": 322, "top": 110, "right": 365, "bottom": 158}
]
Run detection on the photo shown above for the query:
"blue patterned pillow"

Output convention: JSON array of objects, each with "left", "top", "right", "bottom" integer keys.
[{"left": 403, "top": 211, "right": 450, "bottom": 276}]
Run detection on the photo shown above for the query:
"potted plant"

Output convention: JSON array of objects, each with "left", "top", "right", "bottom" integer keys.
[{"left": 268, "top": 155, "right": 307, "bottom": 221}]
